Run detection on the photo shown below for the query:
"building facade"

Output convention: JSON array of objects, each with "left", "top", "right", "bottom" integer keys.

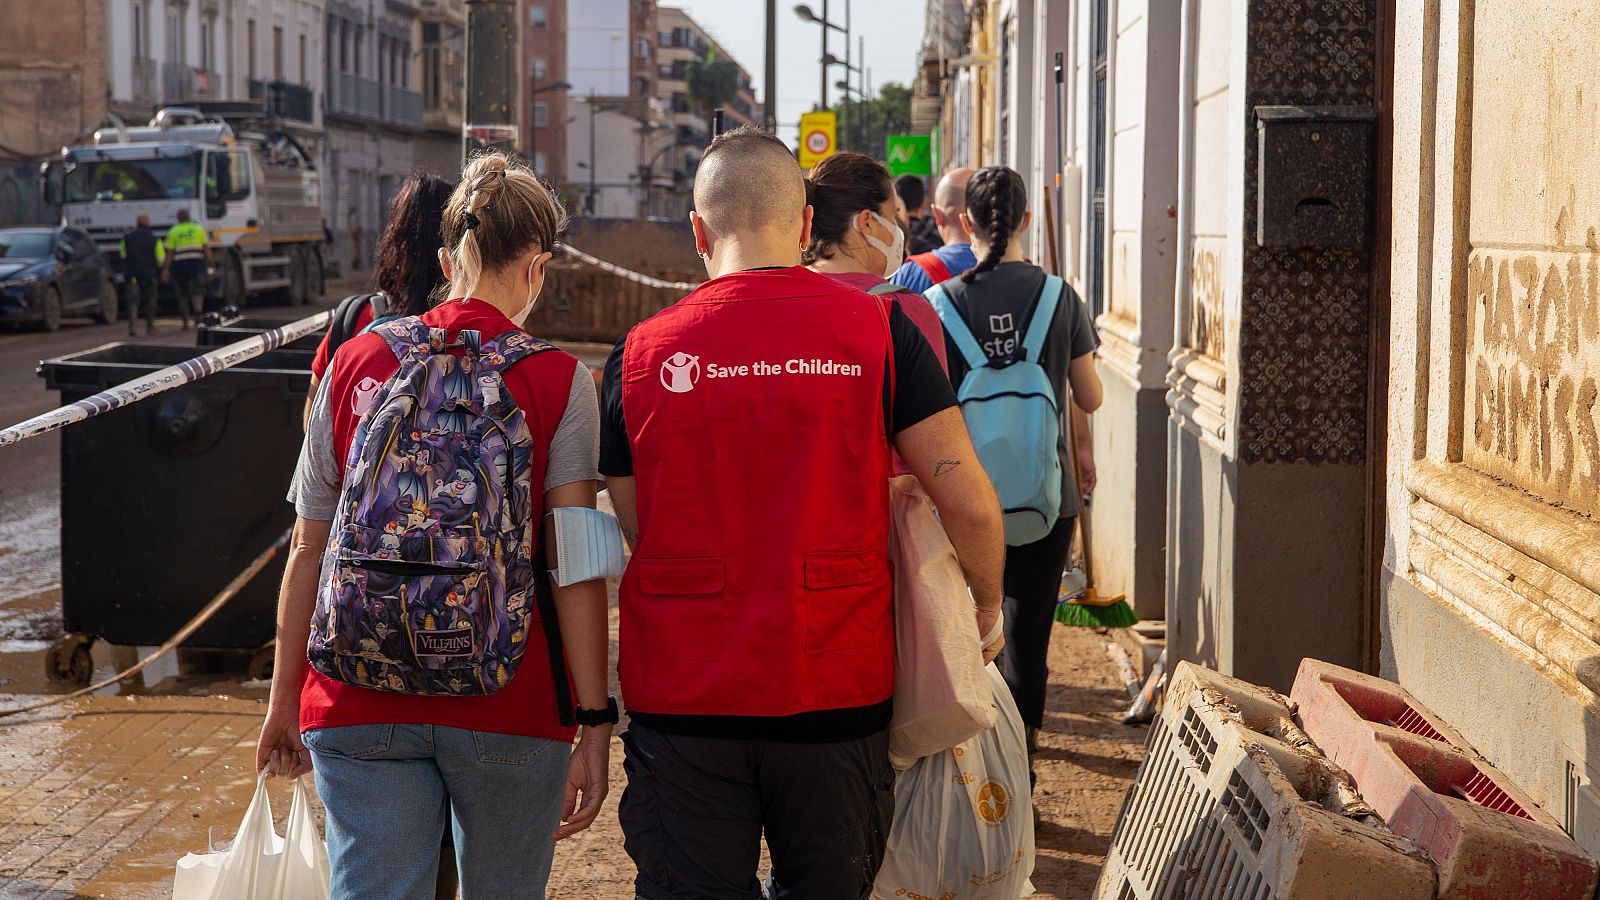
[
  {"left": 562, "top": 0, "right": 667, "bottom": 221},
  {"left": 523, "top": 0, "right": 569, "bottom": 181},
  {"left": 654, "top": 6, "right": 758, "bottom": 220},
  {"left": 415, "top": 0, "right": 465, "bottom": 178},
  {"left": 321, "top": 0, "right": 425, "bottom": 274},
  {"left": 0, "top": 0, "right": 107, "bottom": 225},
  {"left": 924, "top": 0, "right": 1600, "bottom": 862}
]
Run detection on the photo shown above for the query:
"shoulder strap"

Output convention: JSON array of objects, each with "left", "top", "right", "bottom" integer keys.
[
  {"left": 372, "top": 316, "right": 435, "bottom": 362},
  {"left": 327, "top": 292, "right": 376, "bottom": 357},
  {"left": 368, "top": 292, "right": 390, "bottom": 319},
  {"left": 911, "top": 252, "right": 952, "bottom": 284},
  {"left": 478, "top": 329, "right": 555, "bottom": 374},
  {"left": 1019, "top": 274, "right": 1064, "bottom": 363},
  {"left": 925, "top": 283, "right": 989, "bottom": 372},
  {"left": 866, "top": 281, "right": 903, "bottom": 296}
]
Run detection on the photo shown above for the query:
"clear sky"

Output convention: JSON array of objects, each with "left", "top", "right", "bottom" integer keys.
[{"left": 664, "top": 0, "right": 923, "bottom": 149}]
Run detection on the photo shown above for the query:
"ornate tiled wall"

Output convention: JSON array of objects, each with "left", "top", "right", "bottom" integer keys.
[{"left": 1236, "top": 0, "right": 1379, "bottom": 464}]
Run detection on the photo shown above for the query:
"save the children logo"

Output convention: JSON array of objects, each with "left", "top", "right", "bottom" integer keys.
[
  {"left": 351, "top": 376, "right": 383, "bottom": 415},
  {"left": 660, "top": 352, "right": 701, "bottom": 393}
]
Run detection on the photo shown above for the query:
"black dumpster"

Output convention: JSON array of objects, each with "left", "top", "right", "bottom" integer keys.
[
  {"left": 40, "top": 343, "right": 314, "bottom": 654},
  {"left": 196, "top": 315, "right": 326, "bottom": 352}
]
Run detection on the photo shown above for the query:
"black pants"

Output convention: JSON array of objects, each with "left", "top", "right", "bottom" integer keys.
[
  {"left": 172, "top": 270, "right": 205, "bottom": 324},
  {"left": 620, "top": 723, "right": 894, "bottom": 900},
  {"left": 125, "top": 277, "right": 157, "bottom": 329},
  {"left": 998, "top": 514, "right": 1077, "bottom": 731}
]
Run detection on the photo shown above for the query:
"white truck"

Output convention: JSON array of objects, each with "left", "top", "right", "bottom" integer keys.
[{"left": 43, "top": 102, "right": 325, "bottom": 307}]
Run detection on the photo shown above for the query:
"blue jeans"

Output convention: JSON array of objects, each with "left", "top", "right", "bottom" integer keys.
[{"left": 304, "top": 723, "right": 569, "bottom": 900}]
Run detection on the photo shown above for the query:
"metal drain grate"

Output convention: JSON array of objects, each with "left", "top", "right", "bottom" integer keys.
[
  {"left": 1454, "top": 769, "right": 1534, "bottom": 820},
  {"left": 1388, "top": 705, "right": 1448, "bottom": 743}
]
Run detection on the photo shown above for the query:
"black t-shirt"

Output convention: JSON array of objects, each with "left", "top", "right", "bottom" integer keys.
[
  {"left": 937, "top": 261, "right": 1099, "bottom": 517},
  {"left": 598, "top": 292, "right": 955, "bottom": 742}
]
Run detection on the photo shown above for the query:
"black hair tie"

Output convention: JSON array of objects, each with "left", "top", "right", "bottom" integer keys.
[{"left": 462, "top": 211, "right": 481, "bottom": 230}]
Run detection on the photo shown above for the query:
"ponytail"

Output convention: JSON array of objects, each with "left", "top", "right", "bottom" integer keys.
[
  {"left": 440, "top": 152, "right": 567, "bottom": 297},
  {"left": 958, "top": 167, "right": 1028, "bottom": 284}
]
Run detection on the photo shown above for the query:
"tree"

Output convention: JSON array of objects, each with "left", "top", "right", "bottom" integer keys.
[
  {"left": 842, "top": 82, "right": 912, "bottom": 159},
  {"left": 685, "top": 49, "right": 741, "bottom": 137}
]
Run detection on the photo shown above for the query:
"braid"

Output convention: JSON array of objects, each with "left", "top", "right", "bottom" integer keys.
[{"left": 958, "top": 167, "right": 1027, "bottom": 284}]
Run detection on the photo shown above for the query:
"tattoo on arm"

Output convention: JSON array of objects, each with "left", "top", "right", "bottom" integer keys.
[{"left": 934, "top": 459, "right": 962, "bottom": 477}]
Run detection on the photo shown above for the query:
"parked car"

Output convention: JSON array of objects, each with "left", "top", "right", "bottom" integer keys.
[{"left": 0, "top": 226, "right": 119, "bottom": 331}]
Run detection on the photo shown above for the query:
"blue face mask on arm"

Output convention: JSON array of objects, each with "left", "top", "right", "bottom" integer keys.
[{"left": 547, "top": 506, "right": 627, "bottom": 587}]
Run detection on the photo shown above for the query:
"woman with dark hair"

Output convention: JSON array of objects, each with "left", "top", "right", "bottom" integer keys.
[
  {"left": 802, "top": 151, "right": 947, "bottom": 370},
  {"left": 931, "top": 165, "right": 1103, "bottom": 768},
  {"left": 307, "top": 173, "right": 457, "bottom": 403}
]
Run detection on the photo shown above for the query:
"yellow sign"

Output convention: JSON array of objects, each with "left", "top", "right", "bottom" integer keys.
[{"left": 798, "top": 110, "right": 837, "bottom": 169}]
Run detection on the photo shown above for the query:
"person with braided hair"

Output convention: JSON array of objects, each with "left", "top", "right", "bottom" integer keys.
[
  {"left": 261, "top": 151, "right": 614, "bottom": 898},
  {"left": 930, "top": 165, "right": 1103, "bottom": 770}
]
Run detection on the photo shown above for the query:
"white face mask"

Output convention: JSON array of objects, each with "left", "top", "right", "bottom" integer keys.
[
  {"left": 513, "top": 255, "right": 541, "bottom": 326},
  {"left": 858, "top": 209, "right": 905, "bottom": 279}
]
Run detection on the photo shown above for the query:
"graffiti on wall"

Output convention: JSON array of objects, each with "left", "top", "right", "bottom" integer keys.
[
  {"left": 1465, "top": 248, "right": 1600, "bottom": 516},
  {"left": 1189, "top": 243, "right": 1228, "bottom": 361}
]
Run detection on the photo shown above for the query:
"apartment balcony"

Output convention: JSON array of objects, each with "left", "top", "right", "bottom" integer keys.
[
  {"left": 423, "top": 101, "right": 463, "bottom": 134},
  {"left": 386, "top": 85, "right": 424, "bottom": 128},
  {"left": 249, "top": 79, "right": 315, "bottom": 124},
  {"left": 132, "top": 58, "right": 158, "bottom": 107},
  {"left": 328, "top": 72, "right": 382, "bottom": 119}
]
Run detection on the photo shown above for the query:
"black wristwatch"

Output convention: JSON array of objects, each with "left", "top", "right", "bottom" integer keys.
[{"left": 575, "top": 697, "right": 620, "bottom": 727}]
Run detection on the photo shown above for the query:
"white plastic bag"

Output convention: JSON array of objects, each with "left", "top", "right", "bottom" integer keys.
[
  {"left": 873, "top": 664, "right": 1036, "bottom": 900},
  {"left": 172, "top": 772, "right": 331, "bottom": 900},
  {"left": 888, "top": 475, "right": 999, "bottom": 769}
]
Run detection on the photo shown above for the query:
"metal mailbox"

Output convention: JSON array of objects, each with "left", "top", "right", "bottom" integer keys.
[{"left": 1255, "top": 105, "right": 1377, "bottom": 249}]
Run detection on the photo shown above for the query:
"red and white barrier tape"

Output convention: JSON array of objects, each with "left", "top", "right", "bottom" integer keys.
[
  {"left": 557, "top": 242, "right": 701, "bottom": 292},
  {"left": 0, "top": 310, "right": 331, "bottom": 449}
]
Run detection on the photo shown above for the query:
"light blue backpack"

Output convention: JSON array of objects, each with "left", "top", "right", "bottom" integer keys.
[{"left": 926, "top": 275, "right": 1065, "bottom": 546}]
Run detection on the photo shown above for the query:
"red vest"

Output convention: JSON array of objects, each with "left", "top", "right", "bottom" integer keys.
[
  {"left": 909, "top": 251, "right": 953, "bottom": 284},
  {"left": 619, "top": 267, "right": 895, "bottom": 717},
  {"left": 301, "top": 299, "right": 581, "bottom": 742}
]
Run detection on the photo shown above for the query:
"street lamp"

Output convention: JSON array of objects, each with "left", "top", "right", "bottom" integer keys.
[
  {"left": 528, "top": 80, "right": 571, "bottom": 176},
  {"left": 794, "top": 2, "right": 849, "bottom": 113}
]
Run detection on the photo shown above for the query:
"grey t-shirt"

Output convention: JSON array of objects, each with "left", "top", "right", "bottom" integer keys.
[
  {"left": 287, "top": 364, "right": 601, "bottom": 520},
  {"left": 936, "top": 260, "right": 1100, "bottom": 518}
]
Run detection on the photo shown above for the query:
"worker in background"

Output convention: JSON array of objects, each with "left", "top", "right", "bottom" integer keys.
[
  {"left": 162, "top": 209, "right": 213, "bottom": 329},
  {"left": 119, "top": 214, "right": 163, "bottom": 336},
  {"left": 890, "top": 167, "right": 977, "bottom": 295},
  {"left": 601, "top": 127, "right": 1006, "bottom": 899},
  {"left": 895, "top": 174, "right": 943, "bottom": 256}
]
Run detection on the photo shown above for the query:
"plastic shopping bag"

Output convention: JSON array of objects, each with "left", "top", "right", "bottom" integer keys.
[
  {"left": 873, "top": 664, "right": 1036, "bottom": 900},
  {"left": 888, "top": 475, "right": 998, "bottom": 769},
  {"left": 172, "top": 772, "right": 331, "bottom": 900}
]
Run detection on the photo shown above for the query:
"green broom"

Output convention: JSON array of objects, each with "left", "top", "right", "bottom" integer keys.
[
  {"left": 1051, "top": 367, "right": 1136, "bottom": 627},
  {"left": 1038, "top": 191, "right": 1136, "bottom": 630}
]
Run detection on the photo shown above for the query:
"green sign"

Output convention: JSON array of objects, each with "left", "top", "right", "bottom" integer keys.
[{"left": 885, "top": 135, "right": 932, "bottom": 177}]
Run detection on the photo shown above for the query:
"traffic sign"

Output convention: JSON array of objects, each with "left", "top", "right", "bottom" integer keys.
[
  {"left": 885, "top": 134, "right": 932, "bottom": 177},
  {"left": 798, "top": 111, "right": 837, "bottom": 169}
]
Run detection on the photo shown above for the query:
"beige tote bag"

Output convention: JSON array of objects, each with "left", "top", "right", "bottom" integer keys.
[{"left": 887, "top": 475, "right": 999, "bottom": 769}]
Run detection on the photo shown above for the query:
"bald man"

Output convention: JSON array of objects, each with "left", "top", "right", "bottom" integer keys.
[
  {"left": 890, "top": 165, "right": 978, "bottom": 294},
  {"left": 600, "top": 127, "right": 1005, "bottom": 900}
]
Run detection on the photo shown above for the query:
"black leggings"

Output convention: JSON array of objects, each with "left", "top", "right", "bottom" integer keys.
[{"left": 997, "top": 514, "right": 1077, "bottom": 731}]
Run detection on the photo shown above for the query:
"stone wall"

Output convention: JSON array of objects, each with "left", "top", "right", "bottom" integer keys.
[{"left": 1384, "top": 0, "right": 1600, "bottom": 853}]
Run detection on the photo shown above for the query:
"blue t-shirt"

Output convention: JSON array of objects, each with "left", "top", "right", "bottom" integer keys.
[{"left": 890, "top": 243, "right": 977, "bottom": 294}]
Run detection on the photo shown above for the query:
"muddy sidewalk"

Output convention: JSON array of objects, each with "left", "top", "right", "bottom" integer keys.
[{"left": 0, "top": 623, "right": 1144, "bottom": 899}]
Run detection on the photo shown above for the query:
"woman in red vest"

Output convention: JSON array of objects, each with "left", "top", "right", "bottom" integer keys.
[
  {"left": 802, "top": 151, "right": 948, "bottom": 373},
  {"left": 257, "top": 152, "right": 615, "bottom": 899}
]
